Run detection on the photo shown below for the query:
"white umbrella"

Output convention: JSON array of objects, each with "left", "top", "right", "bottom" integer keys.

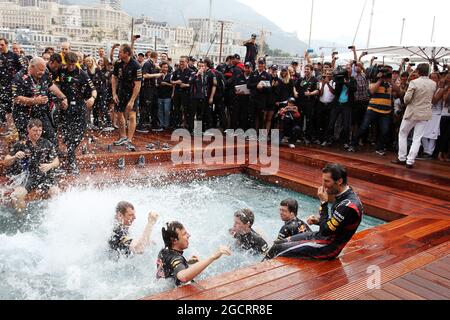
[{"left": 356, "top": 45, "right": 450, "bottom": 63}]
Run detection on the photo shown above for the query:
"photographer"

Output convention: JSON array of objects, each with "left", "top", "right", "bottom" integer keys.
[
  {"left": 317, "top": 70, "right": 336, "bottom": 145},
  {"left": 392, "top": 64, "right": 437, "bottom": 169},
  {"left": 348, "top": 66, "right": 401, "bottom": 155},
  {"left": 3, "top": 119, "right": 60, "bottom": 211},
  {"left": 323, "top": 66, "right": 356, "bottom": 148},
  {"left": 278, "top": 98, "right": 302, "bottom": 149},
  {"left": 243, "top": 34, "right": 259, "bottom": 70},
  {"left": 353, "top": 62, "right": 370, "bottom": 138}
]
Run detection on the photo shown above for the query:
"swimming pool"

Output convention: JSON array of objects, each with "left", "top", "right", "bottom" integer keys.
[{"left": 0, "top": 174, "right": 384, "bottom": 300}]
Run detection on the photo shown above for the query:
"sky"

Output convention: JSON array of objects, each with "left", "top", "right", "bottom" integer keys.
[{"left": 238, "top": 0, "right": 450, "bottom": 48}]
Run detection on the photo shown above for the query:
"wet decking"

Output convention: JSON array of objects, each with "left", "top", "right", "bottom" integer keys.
[{"left": 1, "top": 129, "right": 449, "bottom": 300}]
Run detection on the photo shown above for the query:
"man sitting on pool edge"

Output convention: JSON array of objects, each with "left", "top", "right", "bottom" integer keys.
[
  {"left": 156, "top": 221, "right": 231, "bottom": 286},
  {"left": 108, "top": 201, "right": 159, "bottom": 259},
  {"left": 229, "top": 209, "right": 269, "bottom": 255},
  {"left": 264, "top": 163, "right": 364, "bottom": 261}
]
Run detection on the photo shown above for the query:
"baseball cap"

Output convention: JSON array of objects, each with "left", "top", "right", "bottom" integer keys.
[
  {"left": 258, "top": 57, "right": 266, "bottom": 64},
  {"left": 244, "top": 62, "right": 252, "bottom": 68},
  {"left": 233, "top": 54, "right": 241, "bottom": 60},
  {"left": 270, "top": 64, "right": 278, "bottom": 70}
]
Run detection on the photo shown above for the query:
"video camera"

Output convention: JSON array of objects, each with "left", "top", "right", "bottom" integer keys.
[
  {"left": 368, "top": 64, "right": 392, "bottom": 82},
  {"left": 333, "top": 67, "right": 349, "bottom": 83}
]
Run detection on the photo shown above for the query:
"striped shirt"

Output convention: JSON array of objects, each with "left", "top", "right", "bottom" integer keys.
[{"left": 367, "top": 83, "right": 393, "bottom": 114}]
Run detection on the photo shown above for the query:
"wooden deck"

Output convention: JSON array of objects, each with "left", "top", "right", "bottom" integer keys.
[{"left": 1, "top": 129, "right": 449, "bottom": 300}]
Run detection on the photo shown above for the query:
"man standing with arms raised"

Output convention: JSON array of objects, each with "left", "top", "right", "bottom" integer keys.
[{"left": 112, "top": 44, "right": 143, "bottom": 152}]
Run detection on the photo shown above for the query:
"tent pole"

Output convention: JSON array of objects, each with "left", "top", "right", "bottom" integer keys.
[{"left": 366, "top": 0, "right": 375, "bottom": 48}]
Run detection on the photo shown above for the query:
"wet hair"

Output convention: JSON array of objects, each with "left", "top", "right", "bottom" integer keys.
[
  {"left": 417, "top": 63, "right": 430, "bottom": 77},
  {"left": 115, "top": 201, "right": 134, "bottom": 215},
  {"left": 65, "top": 52, "right": 78, "bottom": 64},
  {"left": 322, "top": 163, "right": 348, "bottom": 185},
  {"left": 0, "top": 37, "right": 8, "bottom": 45},
  {"left": 120, "top": 44, "right": 133, "bottom": 56},
  {"left": 280, "top": 198, "right": 298, "bottom": 217},
  {"left": 234, "top": 209, "right": 255, "bottom": 226},
  {"left": 28, "top": 119, "right": 43, "bottom": 129},
  {"left": 49, "top": 53, "right": 62, "bottom": 64},
  {"left": 162, "top": 221, "right": 185, "bottom": 248}
]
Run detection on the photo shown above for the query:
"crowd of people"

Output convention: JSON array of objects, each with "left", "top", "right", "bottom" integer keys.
[
  {"left": 0, "top": 34, "right": 449, "bottom": 208},
  {"left": 1, "top": 36, "right": 448, "bottom": 157},
  {"left": 109, "top": 163, "right": 364, "bottom": 287}
]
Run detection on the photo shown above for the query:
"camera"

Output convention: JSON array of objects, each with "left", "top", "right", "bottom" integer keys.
[
  {"left": 404, "top": 58, "right": 410, "bottom": 62},
  {"left": 348, "top": 46, "right": 355, "bottom": 50},
  {"left": 333, "top": 68, "right": 348, "bottom": 83},
  {"left": 367, "top": 65, "right": 392, "bottom": 82}
]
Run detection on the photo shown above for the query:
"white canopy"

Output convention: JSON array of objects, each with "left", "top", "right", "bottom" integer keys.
[{"left": 356, "top": 45, "right": 450, "bottom": 63}]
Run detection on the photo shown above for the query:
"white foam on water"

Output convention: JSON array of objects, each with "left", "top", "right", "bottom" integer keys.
[{"left": 0, "top": 174, "right": 383, "bottom": 300}]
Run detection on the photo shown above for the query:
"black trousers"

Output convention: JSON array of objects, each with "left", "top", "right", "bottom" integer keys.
[
  {"left": 280, "top": 121, "right": 302, "bottom": 144},
  {"left": 300, "top": 100, "right": 317, "bottom": 141},
  {"left": 315, "top": 101, "right": 333, "bottom": 141},
  {"left": 139, "top": 87, "right": 157, "bottom": 127},
  {"left": 324, "top": 102, "right": 352, "bottom": 144},
  {"left": 59, "top": 105, "right": 86, "bottom": 165},
  {"left": 232, "top": 95, "right": 250, "bottom": 130},
  {"left": 172, "top": 92, "right": 190, "bottom": 128},
  {"left": 93, "top": 94, "right": 112, "bottom": 128},
  {"left": 212, "top": 97, "right": 226, "bottom": 130},
  {"left": 188, "top": 99, "right": 205, "bottom": 132},
  {"left": 265, "top": 231, "right": 342, "bottom": 260},
  {"left": 0, "top": 91, "right": 13, "bottom": 124}
]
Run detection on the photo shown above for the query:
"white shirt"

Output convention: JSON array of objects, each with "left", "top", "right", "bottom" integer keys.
[{"left": 319, "top": 81, "right": 336, "bottom": 104}]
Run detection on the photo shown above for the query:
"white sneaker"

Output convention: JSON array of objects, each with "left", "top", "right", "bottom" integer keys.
[
  {"left": 113, "top": 137, "right": 129, "bottom": 146},
  {"left": 289, "top": 144, "right": 296, "bottom": 149}
]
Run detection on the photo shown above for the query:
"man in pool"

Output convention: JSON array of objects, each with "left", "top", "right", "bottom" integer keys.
[
  {"left": 264, "top": 164, "right": 364, "bottom": 261},
  {"left": 156, "top": 221, "right": 231, "bottom": 286},
  {"left": 275, "top": 198, "right": 311, "bottom": 243},
  {"left": 108, "top": 201, "right": 159, "bottom": 258},
  {"left": 229, "top": 209, "right": 269, "bottom": 254},
  {"left": 3, "top": 119, "right": 60, "bottom": 211}
]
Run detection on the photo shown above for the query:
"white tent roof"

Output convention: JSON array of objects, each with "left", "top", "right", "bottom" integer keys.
[{"left": 356, "top": 45, "right": 450, "bottom": 62}]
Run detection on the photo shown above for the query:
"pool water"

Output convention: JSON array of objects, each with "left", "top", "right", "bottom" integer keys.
[{"left": 0, "top": 174, "right": 384, "bottom": 300}]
